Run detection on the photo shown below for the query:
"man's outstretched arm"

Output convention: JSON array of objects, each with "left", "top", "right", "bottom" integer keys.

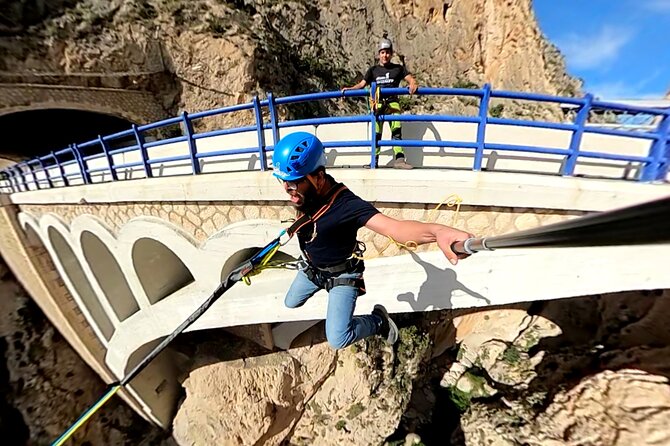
[
  {"left": 365, "top": 213, "right": 472, "bottom": 265},
  {"left": 342, "top": 79, "right": 368, "bottom": 92}
]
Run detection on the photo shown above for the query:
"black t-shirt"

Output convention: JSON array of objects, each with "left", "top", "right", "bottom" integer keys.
[
  {"left": 364, "top": 63, "right": 410, "bottom": 101},
  {"left": 298, "top": 185, "right": 380, "bottom": 268}
]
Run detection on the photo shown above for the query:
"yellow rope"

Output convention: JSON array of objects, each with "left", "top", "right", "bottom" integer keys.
[
  {"left": 353, "top": 193, "right": 463, "bottom": 260},
  {"left": 242, "top": 244, "right": 281, "bottom": 285}
]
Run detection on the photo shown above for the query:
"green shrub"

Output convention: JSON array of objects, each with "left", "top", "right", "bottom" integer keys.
[
  {"left": 489, "top": 103, "right": 504, "bottom": 118},
  {"left": 453, "top": 79, "right": 480, "bottom": 89}
]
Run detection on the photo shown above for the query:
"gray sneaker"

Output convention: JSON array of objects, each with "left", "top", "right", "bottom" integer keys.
[
  {"left": 372, "top": 304, "right": 399, "bottom": 345},
  {"left": 393, "top": 157, "right": 413, "bottom": 169}
]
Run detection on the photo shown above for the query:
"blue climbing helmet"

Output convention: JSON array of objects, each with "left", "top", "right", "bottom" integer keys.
[{"left": 272, "top": 132, "right": 327, "bottom": 181}]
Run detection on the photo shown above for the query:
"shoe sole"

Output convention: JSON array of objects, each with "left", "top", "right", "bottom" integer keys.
[{"left": 373, "top": 304, "right": 399, "bottom": 345}]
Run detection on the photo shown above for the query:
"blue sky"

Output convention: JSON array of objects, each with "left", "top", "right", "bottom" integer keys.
[{"left": 533, "top": 0, "right": 670, "bottom": 99}]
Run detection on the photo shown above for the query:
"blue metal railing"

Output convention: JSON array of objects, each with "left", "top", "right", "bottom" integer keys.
[{"left": 1, "top": 84, "right": 669, "bottom": 194}]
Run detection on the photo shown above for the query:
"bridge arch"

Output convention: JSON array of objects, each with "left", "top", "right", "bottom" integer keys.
[
  {"left": 47, "top": 226, "right": 115, "bottom": 341},
  {"left": 0, "top": 84, "right": 167, "bottom": 125},
  {"left": 81, "top": 230, "right": 139, "bottom": 322},
  {"left": 132, "top": 238, "right": 195, "bottom": 305}
]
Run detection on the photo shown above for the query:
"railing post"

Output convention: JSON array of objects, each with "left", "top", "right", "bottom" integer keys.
[
  {"left": 25, "top": 161, "right": 39, "bottom": 190},
  {"left": 369, "top": 81, "right": 378, "bottom": 168},
  {"left": 474, "top": 83, "right": 491, "bottom": 171},
  {"left": 133, "top": 124, "right": 152, "bottom": 178},
  {"left": 98, "top": 135, "right": 118, "bottom": 181},
  {"left": 71, "top": 143, "right": 90, "bottom": 184},
  {"left": 0, "top": 170, "right": 9, "bottom": 193},
  {"left": 52, "top": 151, "right": 68, "bottom": 187},
  {"left": 267, "top": 91, "right": 280, "bottom": 150},
  {"left": 35, "top": 156, "right": 53, "bottom": 189},
  {"left": 5, "top": 168, "right": 16, "bottom": 193},
  {"left": 660, "top": 139, "right": 670, "bottom": 181},
  {"left": 12, "top": 165, "right": 25, "bottom": 192},
  {"left": 562, "top": 93, "right": 593, "bottom": 176},
  {"left": 253, "top": 95, "right": 268, "bottom": 171},
  {"left": 181, "top": 112, "right": 200, "bottom": 175},
  {"left": 641, "top": 113, "right": 670, "bottom": 182}
]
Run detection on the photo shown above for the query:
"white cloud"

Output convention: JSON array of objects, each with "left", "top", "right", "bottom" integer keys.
[
  {"left": 556, "top": 26, "right": 633, "bottom": 71},
  {"left": 587, "top": 71, "right": 666, "bottom": 100},
  {"left": 644, "top": 0, "right": 670, "bottom": 13}
]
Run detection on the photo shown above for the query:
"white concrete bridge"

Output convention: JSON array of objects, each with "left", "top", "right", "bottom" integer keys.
[{"left": 1, "top": 110, "right": 669, "bottom": 427}]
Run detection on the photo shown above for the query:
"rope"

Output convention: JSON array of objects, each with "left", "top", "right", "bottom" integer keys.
[
  {"left": 354, "top": 193, "right": 463, "bottom": 259},
  {"left": 242, "top": 193, "right": 463, "bottom": 279},
  {"left": 368, "top": 85, "right": 381, "bottom": 113},
  {"left": 51, "top": 385, "right": 121, "bottom": 446},
  {"left": 51, "top": 192, "right": 462, "bottom": 444},
  {"left": 242, "top": 244, "right": 284, "bottom": 285},
  {"left": 51, "top": 237, "right": 285, "bottom": 444}
]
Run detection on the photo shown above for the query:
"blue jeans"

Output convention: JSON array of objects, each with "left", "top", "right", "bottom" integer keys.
[{"left": 285, "top": 269, "right": 381, "bottom": 349}]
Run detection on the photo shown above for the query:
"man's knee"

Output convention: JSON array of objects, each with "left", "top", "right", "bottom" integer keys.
[
  {"left": 325, "top": 325, "right": 354, "bottom": 350},
  {"left": 326, "top": 334, "right": 351, "bottom": 350},
  {"left": 284, "top": 294, "right": 304, "bottom": 309}
]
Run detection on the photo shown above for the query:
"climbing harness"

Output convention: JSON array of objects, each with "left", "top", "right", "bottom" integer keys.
[
  {"left": 242, "top": 183, "right": 348, "bottom": 284},
  {"left": 302, "top": 241, "right": 367, "bottom": 294}
]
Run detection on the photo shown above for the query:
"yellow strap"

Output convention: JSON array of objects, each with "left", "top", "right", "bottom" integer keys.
[{"left": 242, "top": 244, "right": 280, "bottom": 285}]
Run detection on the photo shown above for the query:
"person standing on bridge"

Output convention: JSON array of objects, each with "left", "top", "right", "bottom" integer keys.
[
  {"left": 273, "top": 132, "right": 472, "bottom": 349},
  {"left": 341, "top": 33, "right": 419, "bottom": 169}
]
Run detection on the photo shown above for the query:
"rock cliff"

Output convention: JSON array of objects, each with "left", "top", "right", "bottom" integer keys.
[
  {"left": 9, "top": 2, "right": 665, "bottom": 446},
  {"left": 0, "top": 0, "right": 581, "bottom": 128}
]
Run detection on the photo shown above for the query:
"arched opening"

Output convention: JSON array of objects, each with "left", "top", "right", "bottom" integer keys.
[
  {"left": 47, "top": 227, "right": 114, "bottom": 341},
  {"left": 132, "top": 238, "right": 194, "bottom": 304},
  {"left": 124, "top": 338, "right": 183, "bottom": 426},
  {"left": 23, "top": 224, "right": 45, "bottom": 250},
  {"left": 81, "top": 231, "right": 139, "bottom": 322},
  {"left": 0, "top": 108, "right": 134, "bottom": 160}
]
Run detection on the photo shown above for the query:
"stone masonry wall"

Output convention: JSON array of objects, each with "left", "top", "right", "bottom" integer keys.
[
  {"left": 19, "top": 200, "right": 584, "bottom": 258},
  {"left": 0, "top": 84, "right": 166, "bottom": 124}
]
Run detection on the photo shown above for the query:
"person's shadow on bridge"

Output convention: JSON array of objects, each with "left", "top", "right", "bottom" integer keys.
[{"left": 396, "top": 251, "right": 490, "bottom": 311}]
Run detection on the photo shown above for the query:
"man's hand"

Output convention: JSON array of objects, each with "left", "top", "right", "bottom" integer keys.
[
  {"left": 435, "top": 227, "right": 474, "bottom": 265},
  {"left": 408, "top": 81, "right": 419, "bottom": 95},
  {"left": 365, "top": 214, "right": 475, "bottom": 266}
]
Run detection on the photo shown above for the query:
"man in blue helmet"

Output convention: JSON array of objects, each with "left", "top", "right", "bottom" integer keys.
[
  {"left": 341, "top": 33, "right": 418, "bottom": 169},
  {"left": 273, "top": 132, "right": 472, "bottom": 349}
]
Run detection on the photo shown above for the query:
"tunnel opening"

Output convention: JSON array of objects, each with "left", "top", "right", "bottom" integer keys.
[{"left": 0, "top": 108, "right": 135, "bottom": 162}]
